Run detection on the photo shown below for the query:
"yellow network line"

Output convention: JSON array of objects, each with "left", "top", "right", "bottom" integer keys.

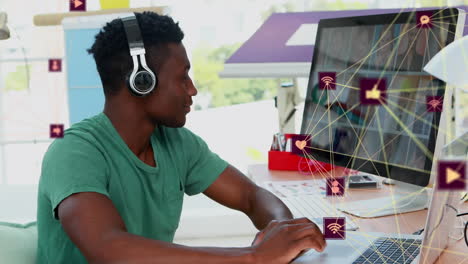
[
  {"left": 341, "top": 9, "right": 417, "bottom": 81},
  {"left": 431, "top": 31, "right": 468, "bottom": 137},
  {"left": 427, "top": 25, "right": 445, "bottom": 50},
  {"left": 344, "top": 230, "right": 468, "bottom": 263},
  {"left": 352, "top": 9, "right": 417, "bottom": 80},
  {"left": 359, "top": 188, "right": 427, "bottom": 217},
  {"left": 329, "top": 82, "right": 360, "bottom": 91},
  {"left": 303, "top": 82, "right": 371, "bottom": 145},
  {"left": 386, "top": 95, "right": 438, "bottom": 126},
  {"left": 297, "top": 152, "right": 355, "bottom": 223},
  {"left": 342, "top": 108, "right": 372, "bottom": 171},
  {"left": 422, "top": 190, "right": 450, "bottom": 263},
  {"left": 387, "top": 27, "right": 422, "bottom": 88},
  {"left": 428, "top": 8, "right": 449, "bottom": 20},
  {"left": 386, "top": 96, "right": 468, "bottom": 147},
  {"left": 296, "top": 7, "right": 467, "bottom": 261},
  {"left": 341, "top": 105, "right": 383, "bottom": 177},
  {"left": 299, "top": 137, "right": 464, "bottom": 261},
  {"left": 305, "top": 103, "right": 359, "bottom": 140},
  {"left": 376, "top": 19, "right": 422, "bottom": 84},
  {"left": 322, "top": 30, "right": 430, "bottom": 173},
  {"left": 320, "top": 125, "right": 432, "bottom": 175},
  {"left": 297, "top": 151, "right": 390, "bottom": 263},
  {"left": 303, "top": 145, "right": 432, "bottom": 174},
  {"left": 303, "top": 92, "right": 356, "bottom": 143},
  {"left": 303, "top": 28, "right": 452, "bottom": 176},
  {"left": 386, "top": 92, "right": 429, "bottom": 104},
  {"left": 303, "top": 86, "right": 328, "bottom": 143},
  {"left": 375, "top": 106, "right": 404, "bottom": 238},
  {"left": 431, "top": 21, "right": 458, "bottom": 36},
  {"left": 303, "top": 110, "right": 427, "bottom": 175},
  {"left": 304, "top": 29, "right": 382, "bottom": 143},
  {"left": 386, "top": 86, "right": 443, "bottom": 93},
  {"left": 337, "top": 24, "right": 419, "bottom": 77},
  {"left": 432, "top": 19, "right": 468, "bottom": 28},
  {"left": 378, "top": 26, "right": 433, "bottom": 167},
  {"left": 349, "top": 105, "right": 434, "bottom": 176},
  {"left": 379, "top": 99, "right": 434, "bottom": 161},
  {"left": 430, "top": 14, "right": 462, "bottom": 20},
  {"left": 305, "top": 11, "right": 417, "bottom": 143},
  {"left": 327, "top": 89, "right": 335, "bottom": 170}
]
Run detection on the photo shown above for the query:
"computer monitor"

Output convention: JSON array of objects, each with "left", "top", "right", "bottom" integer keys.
[{"left": 301, "top": 8, "right": 465, "bottom": 187}]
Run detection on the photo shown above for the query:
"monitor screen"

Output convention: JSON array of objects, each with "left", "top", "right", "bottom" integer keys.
[{"left": 300, "top": 9, "right": 461, "bottom": 186}]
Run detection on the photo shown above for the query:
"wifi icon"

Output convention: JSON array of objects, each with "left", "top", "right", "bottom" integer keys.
[
  {"left": 324, "top": 217, "right": 346, "bottom": 239},
  {"left": 321, "top": 76, "right": 334, "bottom": 85},
  {"left": 319, "top": 72, "right": 336, "bottom": 90},
  {"left": 426, "top": 96, "right": 443, "bottom": 112},
  {"left": 327, "top": 223, "right": 342, "bottom": 234}
]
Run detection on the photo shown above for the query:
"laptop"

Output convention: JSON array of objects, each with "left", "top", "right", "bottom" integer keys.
[{"left": 292, "top": 188, "right": 462, "bottom": 264}]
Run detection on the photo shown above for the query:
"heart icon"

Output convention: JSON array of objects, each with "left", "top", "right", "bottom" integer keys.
[{"left": 295, "top": 140, "right": 307, "bottom": 150}]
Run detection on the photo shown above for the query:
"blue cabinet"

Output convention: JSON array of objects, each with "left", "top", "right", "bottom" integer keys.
[{"left": 64, "top": 27, "right": 104, "bottom": 124}]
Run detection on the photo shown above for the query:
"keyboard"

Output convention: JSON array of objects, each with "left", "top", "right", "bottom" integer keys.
[
  {"left": 352, "top": 237, "right": 421, "bottom": 264},
  {"left": 281, "top": 195, "right": 359, "bottom": 230}
]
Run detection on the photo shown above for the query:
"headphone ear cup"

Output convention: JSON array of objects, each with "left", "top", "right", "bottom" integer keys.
[
  {"left": 134, "top": 71, "right": 156, "bottom": 93},
  {"left": 125, "top": 72, "right": 140, "bottom": 97},
  {"left": 126, "top": 70, "right": 156, "bottom": 97}
]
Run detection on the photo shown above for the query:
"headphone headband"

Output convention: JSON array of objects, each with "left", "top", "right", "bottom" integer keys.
[{"left": 121, "top": 14, "right": 145, "bottom": 53}]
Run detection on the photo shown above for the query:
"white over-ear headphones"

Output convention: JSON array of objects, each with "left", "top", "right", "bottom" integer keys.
[{"left": 121, "top": 13, "right": 156, "bottom": 96}]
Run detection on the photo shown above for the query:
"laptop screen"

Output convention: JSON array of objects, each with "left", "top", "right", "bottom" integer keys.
[{"left": 300, "top": 9, "right": 462, "bottom": 186}]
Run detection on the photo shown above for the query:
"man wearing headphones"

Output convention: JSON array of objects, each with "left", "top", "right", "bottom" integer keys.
[{"left": 36, "top": 12, "right": 325, "bottom": 264}]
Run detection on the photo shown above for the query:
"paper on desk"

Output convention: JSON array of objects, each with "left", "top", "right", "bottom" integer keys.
[{"left": 262, "top": 180, "right": 326, "bottom": 198}]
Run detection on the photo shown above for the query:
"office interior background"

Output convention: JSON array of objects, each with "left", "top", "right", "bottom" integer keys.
[{"left": 0, "top": 0, "right": 467, "bottom": 245}]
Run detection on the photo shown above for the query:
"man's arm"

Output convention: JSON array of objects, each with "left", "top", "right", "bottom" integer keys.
[
  {"left": 203, "top": 164, "right": 294, "bottom": 230},
  {"left": 58, "top": 192, "right": 324, "bottom": 264}
]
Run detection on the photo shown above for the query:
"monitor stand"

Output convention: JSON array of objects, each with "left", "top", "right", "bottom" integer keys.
[{"left": 336, "top": 179, "right": 430, "bottom": 218}]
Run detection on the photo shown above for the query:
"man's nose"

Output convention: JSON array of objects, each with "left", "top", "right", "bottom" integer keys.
[{"left": 188, "top": 79, "right": 197, "bottom": 96}]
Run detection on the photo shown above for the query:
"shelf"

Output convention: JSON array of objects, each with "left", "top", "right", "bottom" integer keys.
[{"left": 33, "top": 6, "right": 166, "bottom": 26}]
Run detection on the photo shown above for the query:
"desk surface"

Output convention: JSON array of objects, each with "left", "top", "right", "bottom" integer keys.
[{"left": 247, "top": 164, "right": 468, "bottom": 264}]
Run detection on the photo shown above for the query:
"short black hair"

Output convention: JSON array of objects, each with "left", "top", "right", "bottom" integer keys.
[{"left": 87, "top": 11, "right": 184, "bottom": 96}]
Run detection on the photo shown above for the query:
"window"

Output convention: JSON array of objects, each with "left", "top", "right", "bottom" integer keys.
[{"left": 0, "top": 0, "right": 67, "bottom": 185}]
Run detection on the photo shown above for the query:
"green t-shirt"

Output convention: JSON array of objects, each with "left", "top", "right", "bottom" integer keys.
[{"left": 36, "top": 113, "right": 228, "bottom": 264}]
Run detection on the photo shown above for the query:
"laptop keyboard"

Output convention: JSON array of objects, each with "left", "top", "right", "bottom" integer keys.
[
  {"left": 352, "top": 237, "right": 421, "bottom": 264},
  {"left": 281, "top": 195, "right": 359, "bottom": 230}
]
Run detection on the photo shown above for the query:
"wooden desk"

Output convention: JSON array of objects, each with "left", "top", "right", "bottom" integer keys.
[{"left": 247, "top": 164, "right": 468, "bottom": 263}]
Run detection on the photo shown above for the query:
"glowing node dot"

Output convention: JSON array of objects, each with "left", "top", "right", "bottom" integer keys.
[{"left": 420, "top": 15, "right": 430, "bottom": 25}]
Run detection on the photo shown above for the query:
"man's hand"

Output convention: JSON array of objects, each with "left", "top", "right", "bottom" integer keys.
[{"left": 250, "top": 218, "right": 326, "bottom": 264}]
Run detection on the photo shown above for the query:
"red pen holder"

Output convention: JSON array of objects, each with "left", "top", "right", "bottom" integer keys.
[
  {"left": 268, "top": 150, "right": 302, "bottom": 171},
  {"left": 268, "top": 133, "right": 334, "bottom": 173},
  {"left": 268, "top": 151, "right": 334, "bottom": 173}
]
